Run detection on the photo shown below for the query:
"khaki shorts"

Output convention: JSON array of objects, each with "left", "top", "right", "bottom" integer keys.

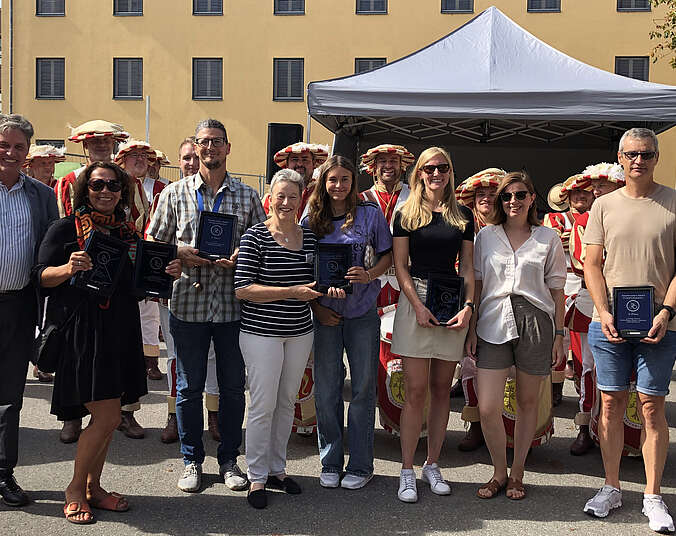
[{"left": 476, "top": 295, "right": 553, "bottom": 376}]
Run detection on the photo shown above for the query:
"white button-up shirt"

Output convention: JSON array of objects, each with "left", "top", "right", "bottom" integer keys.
[{"left": 474, "top": 224, "right": 566, "bottom": 344}]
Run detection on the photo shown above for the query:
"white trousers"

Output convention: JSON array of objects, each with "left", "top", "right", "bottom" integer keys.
[
  {"left": 160, "top": 303, "right": 219, "bottom": 399},
  {"left": 240, "top": 331, "right": 314, "bottom": 484},
  {"left": 139, "top": 299, "right": 160, "bottom": 357}
]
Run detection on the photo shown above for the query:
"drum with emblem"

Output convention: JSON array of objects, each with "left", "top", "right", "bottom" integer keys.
[
  {"left": 502, "top": 375, "right": 554, "bottom": 448},
  {"left": 376, "top": 306, "right": 429, "bottom": 436},
  {"left": 292, "top": 352, "right": 316, "bottom": 434}
]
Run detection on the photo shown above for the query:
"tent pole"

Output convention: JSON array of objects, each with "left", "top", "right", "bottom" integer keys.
[{"left": 306, "top": 113, "right": 311, "bottom": 143}]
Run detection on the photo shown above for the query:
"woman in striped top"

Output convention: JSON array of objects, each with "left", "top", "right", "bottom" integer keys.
[{"left": 234, "top": 169, "right": 321, "bottom": 509}]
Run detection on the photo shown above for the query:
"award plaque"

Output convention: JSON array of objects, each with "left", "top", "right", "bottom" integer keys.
[
  {"left": 134, "top": 240, "right": 177, "bottom": 299},
  {"left": 426, "top": 273, "right": 465, "bottom": 324},
  {"left": 196, "top": 211, "right": 237, "bottom": 259},
  {"left": 71, "top": 230, "right": 129, "bottom": 297},
  {"left": 613, "top": 286, "right": 654, "bottom": 338},
  {"left": 314, "top": 243, "right": 353, "bottom": 294}
]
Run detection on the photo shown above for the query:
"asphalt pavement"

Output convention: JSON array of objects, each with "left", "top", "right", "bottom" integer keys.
[{"left": 1, "top": 356, "right": 674, "bottom": 536}]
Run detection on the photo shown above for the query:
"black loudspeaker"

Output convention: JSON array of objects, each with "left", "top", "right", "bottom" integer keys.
[{"left": 266, "top": 123, "right": 304, "bottom": 183}]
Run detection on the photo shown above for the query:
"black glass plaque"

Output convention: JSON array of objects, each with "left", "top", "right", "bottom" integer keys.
[
  {"left": 71, "top": 230, "right": 129, "bottom": 297},
  {"left": 613, "top": 286, "right": 654, "bottom": 338},
  {"left": 134, "top": 240, "right": 177, "bottom": 298},
  {"left": 426, "top": 273, "right": 465, "bottom": 324},
  {"left": 196, "top": 211, "right": 237, "bottom": 259},
  {"left": 314, "top": 243, "right": 353, "bottom": 294}
]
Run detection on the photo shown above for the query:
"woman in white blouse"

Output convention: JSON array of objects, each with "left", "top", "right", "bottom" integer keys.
[{"left": 466, "top": 172, "right": 566, "bottom": 501}]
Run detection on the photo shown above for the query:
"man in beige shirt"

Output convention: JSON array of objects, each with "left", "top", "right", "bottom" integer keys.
[{"left": 583, "top": 128, "right": 676, "bottom": 533}]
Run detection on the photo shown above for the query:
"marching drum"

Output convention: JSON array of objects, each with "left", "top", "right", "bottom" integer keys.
[
  {"left": 503, "top": 375, "right": 554, "bottom": 448},
  {"left": 292, "top": 351, "right": 316, "bottom": 434}
]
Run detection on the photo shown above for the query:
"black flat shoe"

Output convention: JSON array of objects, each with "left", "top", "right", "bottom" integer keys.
[
  {"left": 266, "top": 475, "right": 302, "bottom": 495},
  {"left": 0, "top": 475, "right": 29, "bottom": 507},
  {"left": 247, "top": 488, "right": 267, "bottom": 509}
]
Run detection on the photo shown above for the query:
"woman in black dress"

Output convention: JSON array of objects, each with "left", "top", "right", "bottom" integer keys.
[{"left": 35, "top": 162, "right": 180, "bottom": 524}]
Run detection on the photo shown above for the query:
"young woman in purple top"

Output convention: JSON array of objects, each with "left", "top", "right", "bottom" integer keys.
[{"left": 302, "top": 155, "right": 393, "bottom": 490}]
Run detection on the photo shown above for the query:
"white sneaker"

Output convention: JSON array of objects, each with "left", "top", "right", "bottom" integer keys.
[
  {"left": 177, "top": 462, "right": 202, "bottom": 493},
  {"left": 421, "top": 462, "right": 451, "bottom": 495},
  {"left": 398, "top": 469, "right": 418, "bottom": 503},
  {"left": 340, "top": 473, "right": 373, "bottom": 490},
  {"left": 219, "top": 460, "right": 249, "bottom": 491},
  {"left": 319, "top": 472, "right": 340, "bottom": 488},
  {"left": 583, "top": 485, "right": 622, "bottom": 518},
  {"left": 643, "top": 495, "right": 675, "bottom": 533}
]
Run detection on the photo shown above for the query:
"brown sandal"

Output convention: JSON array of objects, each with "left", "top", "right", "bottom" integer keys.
[
  {"left": 506, "top": 477, "right": 526, "bottom": 500},
  {"left": 64, "top": 502, "right": 95, "bottom": 524},
  {"left": 89, "top": 491, "right": 129, "bottom": 512},
  {"left": 477, "top": 478, "right": 506, "bottom": 499}
]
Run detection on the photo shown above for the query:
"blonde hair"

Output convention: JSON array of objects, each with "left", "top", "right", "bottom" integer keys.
[{"left": 398, "top": 147, "right": 467, "bottom": 232}]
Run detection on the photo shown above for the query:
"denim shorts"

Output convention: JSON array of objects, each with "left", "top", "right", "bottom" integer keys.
[{"left": 588, "top": 322, "right": 676, "bottom": 397}]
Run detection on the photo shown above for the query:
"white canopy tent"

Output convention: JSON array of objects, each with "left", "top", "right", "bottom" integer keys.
[{"left": 307, "top": 7, "right": 676, "bottom": 196}]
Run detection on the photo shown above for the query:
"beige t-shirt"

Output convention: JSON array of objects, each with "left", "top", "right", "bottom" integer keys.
[{"left": 584, "top": 183, "right": 676, "bottom": 330}]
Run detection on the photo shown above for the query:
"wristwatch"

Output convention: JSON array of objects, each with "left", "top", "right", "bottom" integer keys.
[
  {"left": 463, "top": 301, "right": 475, "bottom": 313},
  {"left": 660, "top": 304, "right": 676, "bottom": 321},
  {"left": 555, "top": 329, "right": 565, "bottom": 337}
]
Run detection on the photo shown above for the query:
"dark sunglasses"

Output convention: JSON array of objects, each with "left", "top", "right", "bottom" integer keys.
[
  {"left": 499, "top": 191, "right": 529, "bottom": 202},
  {"left": 621, "top": 151, "right": 657, "bottom": 161},
  {"left": 421, "top": 163, "right": 451, "bottom": 174},
  {"left": 88, "top": 179, "right": 122, "bottom": 192}
]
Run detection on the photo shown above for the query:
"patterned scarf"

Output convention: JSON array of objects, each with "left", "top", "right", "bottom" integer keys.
[{"left": 74, "top": 204, "right": 140, "bottom": 262}]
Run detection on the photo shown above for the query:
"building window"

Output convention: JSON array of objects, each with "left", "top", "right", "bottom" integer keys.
[
  {"left": 615, "top": 56, "right": 649, "bottom": 81},
  {"left": 36, "top": 58, "right": 65, "bottom": 99},
  {"left": 114, "top": 58, "right": 143, "bottom": 99},
  {"left": 355, "top": 58, "right": 386, "bottom": 74},
  {"left": 273, "top": 58, "right": 304, "bottom": 101},
  {"left": 193, "top": 58, "right": 223, "bottom": 100},
  {"left": 527, "top": 0, "right": 560, "bottom": 12},
  {"left": 441, "top": 0, "right": 474, "bottom": 13},
  {"left": 193, "top": 0, "right": 223, "bottom": 15},
  {"left": 36, "top": 0, "right": 65, "bottom": 16},
  {"left": 356, "top": 0, "right": 387, "bottom": 14},
  {"left": 275, "top": 0, "right": 305, "bottom": 14},
  {"left": 617, "top": 0, "right": 650, "bottom": 11},
  {"left": 35, "top": 139, "right": 65, "bottom": 147},
  {"left": 114, "top": 0, "right": 143, "bottom": 15}
]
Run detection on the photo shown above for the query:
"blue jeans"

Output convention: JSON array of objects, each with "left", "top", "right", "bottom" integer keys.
[
  {"left": 313, "top": 307, "right": 380, "bottom": 477},
  {"left": 170, "top": 313, "right": 245, "bottom": 465},
  {"left": 588, "top": 322, "right": 676, "bottom": 397}
]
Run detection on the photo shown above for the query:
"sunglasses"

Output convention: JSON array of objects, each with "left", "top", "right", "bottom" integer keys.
[
  {"left": 499, "top": 191, "right": 529, "bottom": 202},
  {"left": 621, "top": 151, "right": 657, "bottom": 161},
  {"left": 421, "top": 163, "right": 451, "bottom": 174},
  {"left": 88, "top": 179, "right": 122, "bottom": 192}
]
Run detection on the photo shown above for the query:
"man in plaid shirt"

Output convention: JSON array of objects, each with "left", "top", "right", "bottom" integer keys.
[{"left": 147, "top": 119, "right": 265, "bottom": 493}]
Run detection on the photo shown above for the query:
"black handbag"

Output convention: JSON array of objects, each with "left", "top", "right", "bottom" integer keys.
[{"left": 34, "top": 301, "right": 84, "bottom": 374}]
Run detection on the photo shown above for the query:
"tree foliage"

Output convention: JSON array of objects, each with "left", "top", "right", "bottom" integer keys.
[{"left": 651, "top": 0, "right": 676, "bottom": 68}]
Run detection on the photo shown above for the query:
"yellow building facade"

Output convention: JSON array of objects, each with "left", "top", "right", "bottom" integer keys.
[{"left": 3, "top": 0, "right": 676, "bottom": 189}]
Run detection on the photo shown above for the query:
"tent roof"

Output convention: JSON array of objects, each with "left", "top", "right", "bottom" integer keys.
[{"left": 307, "top": 6, "right": 676, "bottom": 144}]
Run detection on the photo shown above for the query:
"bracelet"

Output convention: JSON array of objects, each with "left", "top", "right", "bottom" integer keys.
[
  {"left": 463, "top": 301, "right": 475, "bottom": 313},
  {"left": 660, "top": 304, "right": 676, "bottom": 321},
  {"left": 555, "top": 329, "right": 565, "bottom": 337},
  {"left": 366, "top": 270, "right": 372, "bottom": 282}
]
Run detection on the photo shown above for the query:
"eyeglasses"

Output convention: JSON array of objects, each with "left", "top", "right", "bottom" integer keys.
[
  {"left": 196, "top": 137, "right": 227, "bottom": 148},
  {"left": 621, "top": 151, "right": 657, "bottom": 161},
  {"left": 420, "top": 163, "right": 450, "bottom": 174},
  {"left": 88, "top": 179, "right": 122, "bottom": 192},
  {"left": 499, "top": 191, "right": 529, "bottom": 202}
]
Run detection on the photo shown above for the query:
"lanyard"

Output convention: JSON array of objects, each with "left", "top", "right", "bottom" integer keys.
[{"left": 196, "top": 188, "right": 224, "bottom": 213}]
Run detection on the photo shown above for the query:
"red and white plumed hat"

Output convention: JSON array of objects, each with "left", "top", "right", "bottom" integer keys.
[
  {"left": 68, "top": 120, "right": 130, "bottom": 143},
  {"left": 273, "top": 143, "right": 329, "bottom": 169},
  {"left": 359, "top": 144, "right": 415, "bottom": 175},
  {"left": 455, "top": 168, "right": 506, "bottom": 208},
  {"left": 23, "top": 144, "right": 66, "bottom": 167},
  {"left": 547, "top": 174, "right": 593, "bottom": 211},
  {"left": 154, "top": 149, "right": 171, "bottom": 166},
  {"left": 114, "top": 139, "right": 157, "bottom": 165},
  {"left": 581, "top": 162, "right": 625, "bottom": 186}
]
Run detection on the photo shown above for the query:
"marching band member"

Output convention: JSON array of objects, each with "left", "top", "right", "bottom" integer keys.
[
  {"left": 358, "top": 144, "right": 415, "bottom": 436},
  {"left": 23, "top": 144, "right": 66, "bottom": 188},
  {"left": 453, "top": 168, "right": 505, "bottom": 452},
  {"left": 544, "top": 175, "right": 594, "bottom": 405}
]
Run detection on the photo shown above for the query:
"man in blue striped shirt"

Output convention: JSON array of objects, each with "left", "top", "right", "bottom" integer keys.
[{"left": 0, "top": 115, "right": 58, "bottom": 507}]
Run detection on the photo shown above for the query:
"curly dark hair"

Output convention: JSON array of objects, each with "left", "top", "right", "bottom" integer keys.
[
  {"left": 72, "top": 162, "right": 134, "bottom": 219},
  {"left": 306, "top": 155, "right": 359, "bottom": 238}
]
